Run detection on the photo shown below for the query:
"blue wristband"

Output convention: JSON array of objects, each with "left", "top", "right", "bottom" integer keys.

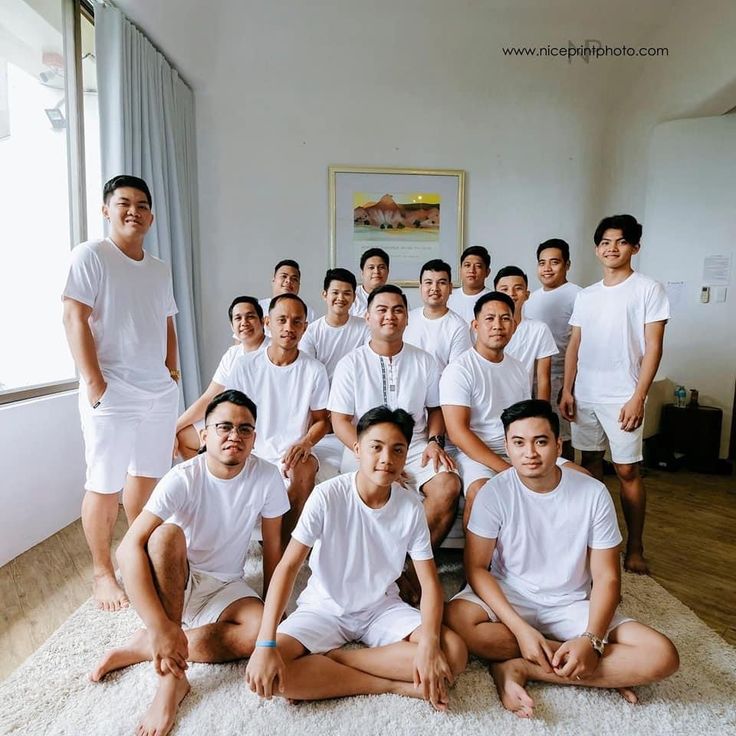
[{"left": 256, "top": 640, "right": 277, "bottom": 648}]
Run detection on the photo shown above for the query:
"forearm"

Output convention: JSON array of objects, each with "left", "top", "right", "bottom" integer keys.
[
  {"left": 256, "top": 560, "right": 300, "bottom": 640},
  {"left": 585, "top": 575, "right": 619, "bottom": 640},
  {"left": 63, "top": 317, "right": 104, "bottom": 387},
  {"left": 304, "top": 418, "right": 329, "bottom": 446},
  {"left": 426, "top": 408, "right": 446, "bottom": 438},
  {"left": 632, "top": 343, "right": 663, "bottom": 400},
  {"left": 467, "top": 566, "right": 528, "bottom": 636},
  {"left": 331, "top": 413, "right": 357, "bottom": 449},
  {"left": 417, "top": 573, "right": 444, "bottom": 643},
  {"left": 562, "top": 333, "right": 580, "bottom": 394},
  {"left": 176, "top": 382, "right": 223, "bottom": 432},
  {"left": 452, "top": 426, "right": 509, "bottom": 473},
  {"left": 117, "top": 541, "right": 173, "bottom": 630},
  {"left": 166, "top": 317, "right": 178, "bottom": 372},
  {"left": 261, "top": 524, "right": 282, "bottom": 597},
  {"left": 535, "top": 358, "right": 551, "bottom": 402}
]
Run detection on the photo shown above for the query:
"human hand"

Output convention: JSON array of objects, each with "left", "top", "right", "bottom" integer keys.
[
  {"left": 515, "top": 625, "right": 555, "bottom": 673},
  {"left": 413, "top": 639, "right": 453, "bottom": 711},
  {"left": 245, "top": 647, "right": 286, "bottom": 699},
  {"left": 87, "top": 380, "right": 107, "bottom": 408},
  {"left": 552, "top": 636, "right": 600, "bottom": 680},
  {"left": 618, "top": 395, "right": 645, "bottom": 432},
  {"left": 150, "top": 620, "right": 189, "bottom": 678},
  {"left": 559, "top": 389, "right": 576, "bottom": 422},
  {"left": 421, "top": 442, "right": 456, "bottom": 473},
  {"left": 282, "top": 438, "right": 313, "bottom": 473}
]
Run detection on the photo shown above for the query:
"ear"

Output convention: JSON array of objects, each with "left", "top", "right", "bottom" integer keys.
[
  {"left": 352, "top": 440, "right": 360, "bottom": 459},
  {"left": 264, "top": 315, "right": 271, "bottom": 329},
  {"left": 199, "top": 425, "right": 207, "bottom": 447},
  {"left": 322, "top": 289, "right": 328, "bottom": 302},
  {"left": 101, "top": 202, "right": 109, "bottom": 220},
  {"left": 632, "top": 244, "right": 641, "bottom": 254}
]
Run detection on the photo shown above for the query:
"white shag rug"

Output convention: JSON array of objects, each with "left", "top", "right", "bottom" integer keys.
[{"left": 1, "top": 547, "right": 735, "bottom": 736}]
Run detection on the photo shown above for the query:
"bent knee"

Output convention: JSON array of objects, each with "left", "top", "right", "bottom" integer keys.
[
  {"left": 146, "top": 523, "right": 186, "bottom": 561},
  {"left": 649, "top": 636, "right": 680, "bottom": 680}
]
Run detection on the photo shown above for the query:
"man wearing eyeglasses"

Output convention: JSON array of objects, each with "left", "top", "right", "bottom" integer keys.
[{"left": 89, "top": 389, "right": 289, "bottom": 736}]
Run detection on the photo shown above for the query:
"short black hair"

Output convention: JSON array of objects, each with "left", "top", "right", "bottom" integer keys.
[
  {"left": 494, "top": 265, "right": 528, "bottom": 288},
  {"left": 593, "top": 214, "right": 643, "bottom": 246},
  {"left": 274, "top": 259, "right": 301, "bottom": 275},
  {"left": 323, "top": 267, "right": 357, "bottom": 292},
  {"left": 367, "top": 283, "right": 408, "bottom": 310},
  {"left": 228, "top": 295, "right": 263, "bottom": 321},
  {"left": 460, "top": 245, "right": 490, "bottom": 269},
  {"left": 360, "top": 247, "right": 390, "bottom": 270},
  {"left": 204, "top": 389, "right": 258, "bottom": 423},
  {"left": 536, "top": 238, "right": 570, "bottom": 263},
  {"left": 473, "top": 290, "right": 515, "bottom": 318},
  {"left": 501, "top": 399, "right": 560, "bottom": 439},
  {"left": 103, "top": 175, "right": 152, "bottom": 207},
  {"left": 356, "top": 406, "right": 415, "bottom": 446},
  {"left": 269, "top": 292, "right": 308, "bottom": 318},
  {"left": 420, "top": 258, "right": 452, "bottom": 282}
]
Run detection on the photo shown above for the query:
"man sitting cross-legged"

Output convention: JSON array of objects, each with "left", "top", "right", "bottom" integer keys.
[
  {"left": 91, "top": 390, "right": 289, "bottom": 736},
  {"left": 444, "top": 399, "right": 679, "bottom": 719},
  {"left": 245, "top": 407, "right": 467, "bottom": 710},
  {"left": 440, "top": 291, "right": 529, "bottom": 528}
]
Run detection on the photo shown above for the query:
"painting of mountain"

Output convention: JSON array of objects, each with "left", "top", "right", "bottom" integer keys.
[{"left": 353, "top": 192, "right": 440, "bottom": 241}]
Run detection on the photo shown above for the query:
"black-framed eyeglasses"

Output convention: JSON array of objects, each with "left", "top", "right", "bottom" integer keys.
[{"left": 206, "top": 422, "right": 255, "bottom": 438}]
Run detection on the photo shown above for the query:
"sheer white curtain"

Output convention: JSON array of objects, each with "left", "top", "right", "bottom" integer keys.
[{"left": 95, "top": 3, "right": 202, "bottom": 405}]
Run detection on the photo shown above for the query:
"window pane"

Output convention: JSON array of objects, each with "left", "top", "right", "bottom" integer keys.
[{"left": 0, "top": 0, "right": 75, "bottom": 393}]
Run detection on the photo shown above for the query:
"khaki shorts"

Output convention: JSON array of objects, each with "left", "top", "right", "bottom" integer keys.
[{"left": 182, "top": 569, "right": 260, "bottom": 629}]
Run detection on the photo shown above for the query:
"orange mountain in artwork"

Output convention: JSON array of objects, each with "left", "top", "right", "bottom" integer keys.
[{"left": 354, "top": 194, "right": 440, "bottom": 230}]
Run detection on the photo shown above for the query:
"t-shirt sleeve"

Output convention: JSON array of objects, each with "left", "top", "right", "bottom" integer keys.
[
  {"left": 588, "top": 484, "right": 623, "bottom": 549},
  {"left": 290, "top": 485, "right": 325, "bottom": 548},
  {"left": 62, "top": 244, "right": 101, "bottom": 307},
  {"left": 310, "top": 362, "right": 330, "bottom": 411},
  {"left": 568, "top": 291, "right": 584, "bottom": 327},
  {"left": 144, "top": 470, "right": 187, "bottom": 521},
  {"left": 164, "top": 267, "right": 178, "bottom": 317},
  {"left": 299, "top": 325, "right": 317, "bottom": 359},
  {"left": 406, "top": 501, "right": 434, "bottom": 561},
  {"left": 211, "top": 347, "right": 236, "bottom": 385},
  {"left": 535, "top": 322, "right": 559, "bottom": 359},
  {"left": 439, "top": 362, "right": 472, "bottom": 407},
  {"left": 221, "top": 353, "right": 246, "bottom": 390},
  {"left": 327, "top": 356, "right": 355, "bottom": 415},
  {"left": 449, "top": 323, "right": 472, "bottom": 363},
  {"left": 644, "top": 280, "right": 670, "bottom": 323},
  {"left": 466, "top": 482, "right": 503, "bottom": 539},
  {"left": 425, "top": 354, "right": 441, "bottom": 408},
  {"left": 260, "top": 462, "right": 291, "bottom": 518}
]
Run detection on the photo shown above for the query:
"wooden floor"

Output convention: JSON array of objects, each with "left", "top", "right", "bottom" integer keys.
[{"left": 0, "top": 469, "right": 734, "bottom": 682}]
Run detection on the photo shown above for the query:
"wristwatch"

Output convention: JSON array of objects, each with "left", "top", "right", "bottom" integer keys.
[
  {"left": 427, "top": 434, "right": 446, "bottom": 449},
  {"left": 580, "top": 631, "right": 605, "bottom": 657}
]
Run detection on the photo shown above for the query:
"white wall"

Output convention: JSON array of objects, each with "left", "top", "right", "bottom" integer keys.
[{"left": 0, "top": 392, "right": 85, "bottom": 566}]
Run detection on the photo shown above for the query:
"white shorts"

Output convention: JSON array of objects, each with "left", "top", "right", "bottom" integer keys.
[
  {"left": 454, "top": 451, "right": 504, "bottom": 494},
  {"left": 182, "top": 568, "right": 260, "bottom": 630},
  {"left": 550, "top": 374, "right": 571, "bottom": 442},
  {"left": 277, "top": 592, "right": 421, "bottom": 654},
  {"left": 452, "top": 582, "right": 633, "bottom": 642},
  {"left": 78, "top": 382, "right": 179, "bottom": 493},
  {"left": 340, "top": 441, "right": 456, "bottom": 492},
  {"left": 571, "top": 401, "right": 643, "bottom": 464},
  {"left": 312, "top": 434, "right": 345, "bottom": 473}
]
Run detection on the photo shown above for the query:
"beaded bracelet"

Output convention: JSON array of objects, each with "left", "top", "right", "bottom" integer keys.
[{"left": 255, "top": 640, "right": 278, "bottom": 648}]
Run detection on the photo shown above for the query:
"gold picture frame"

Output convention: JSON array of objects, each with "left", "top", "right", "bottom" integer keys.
[{"left": 329, "top": 166, "right": 466, "bottom": 287}]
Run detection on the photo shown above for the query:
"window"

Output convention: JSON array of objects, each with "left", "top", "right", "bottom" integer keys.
[{"left": 0, "top": 0, "right": 99, "bottom": 403}]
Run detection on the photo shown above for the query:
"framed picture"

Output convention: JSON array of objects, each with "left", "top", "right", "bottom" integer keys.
[{"left": 329, "top": 166, "right": 465, "bottom": 287}]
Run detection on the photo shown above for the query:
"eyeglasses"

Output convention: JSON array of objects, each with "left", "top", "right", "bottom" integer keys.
[{"left": 206, "top": 422, "right": 255, "bottom": 438}]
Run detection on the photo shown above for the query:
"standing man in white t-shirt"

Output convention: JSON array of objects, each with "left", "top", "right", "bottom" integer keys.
[
  {"left": 62, "top": 175, "right": 180, "bottom": 612},
  {"left": 350, "top": 247, "right": 390, "bottom": 317},
  {"left": 447, "top": 245, "right": 492, "bottom": 325},
  {"left": 90, "top": 390, "right": 289, "bottom": 736},
  {"left": 524, "top": 239, "right": 582, "bottom": 459},
  {"left": 404, "top": 259, "right": 472, "bottom": 371},
  {"left": 494, "top": 266, "right": 558, "bottom": 401},
  {"left": 300, "top": 268, "right": 369, "bottom": 470},
  {"left": 258, "top": 259, "right": 316, "bottom": 331},
  {"left": 560, "top": 215, "right": 670, "bottom": 575},
  {"left": 440, "top": 291, "right": 530, "bottom": 526},
  {"left": 225, "top": 293, "right": 331, "bottom": 547},
  {"left": 329, "top": 285, "right": 461, "bottom": 550},
  {"left": 445, "top": 400, "right": 678, "bottom": 718},
  {"left": 175, "top": 296, "right": 268, "bottom": 459},
  {"left": 246, "top": 406, "right": 467, "bottom": 710}
]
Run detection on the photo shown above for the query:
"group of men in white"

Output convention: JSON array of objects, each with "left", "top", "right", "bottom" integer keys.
[{"left": 62, "top": 176, "right": 679, "bottom": 736}]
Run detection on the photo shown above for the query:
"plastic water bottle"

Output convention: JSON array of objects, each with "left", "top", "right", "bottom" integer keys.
[{"left": 674, "top": 385, "right": 687, "bottom": 408}]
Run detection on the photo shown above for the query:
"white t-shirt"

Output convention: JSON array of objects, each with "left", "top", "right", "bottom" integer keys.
[
  {"left": 328, "top": 342, "right": 440, "bottom": 449},
  {"left": 468, "top": 466, "right": 622, "bottom": 605},
  {"left": 299, "top": 316, "right": 369, "bottom": 381},
  {"left": 211, "top": 338, "right": 269, "bottom": 385},
  {"left": 62, "top": 238, "right": 177, "bottom": 397},
  {"left": 349, "top": 285, "right": 370, "bottom": 317},
  {"left": 404, "top": 308, "right": 472, "bottom": 371},
  {"left": 447, "top": 287, "right": 491, "bottom": 325},
  {"left": 504, "top": 318, "right": 558, "bottom": 390},
  {"left": 145, "top": 453, "right": 289, "bottom": 582},
  {"left": 258, "top": 297, "right": 316, "bottom": 335},
  {"left": 224, "top": 350, "right": 329, "bottom": 465},
  {"left": 439, "top": 349, "right": 529, "bottom": 454},
  {"left": 292, "top": 472, "right": 433, "bottom": 615},
  {"left": 569, "top": 272, "right": 670, "bottom": 404},
  {"left": 524, "top": 282, "right": 582, "bottom": 378}
]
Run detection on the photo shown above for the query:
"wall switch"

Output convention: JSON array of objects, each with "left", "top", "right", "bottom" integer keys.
[{"left": 700, "top": 286, "right": 710, "bottom": 303}]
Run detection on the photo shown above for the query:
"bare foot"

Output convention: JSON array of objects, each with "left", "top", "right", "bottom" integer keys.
[
  {"left": 136, "top": 673, "right": 190, "bottom": 736},
  {"left": 490, "top": 660, "right": 535, "bottom": 718},
  {"left": 391, "top": 680, "right": 449, "bottom": 711},
  {"left": 90, "top": 629, "right": 149, "bottom": 682},
  {"left": 624, "top": 551, "right": 649, "bottom": 575},
  {"left": 93, "top": 573, "right": 129, "bottom": 612},
  {"left": 616, "top": 686, "right": 639, "bottom": 704}
]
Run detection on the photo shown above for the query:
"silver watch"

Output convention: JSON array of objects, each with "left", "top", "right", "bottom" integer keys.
[{"left": 580, "top": 631, "right": 605, "bottom": 657}]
